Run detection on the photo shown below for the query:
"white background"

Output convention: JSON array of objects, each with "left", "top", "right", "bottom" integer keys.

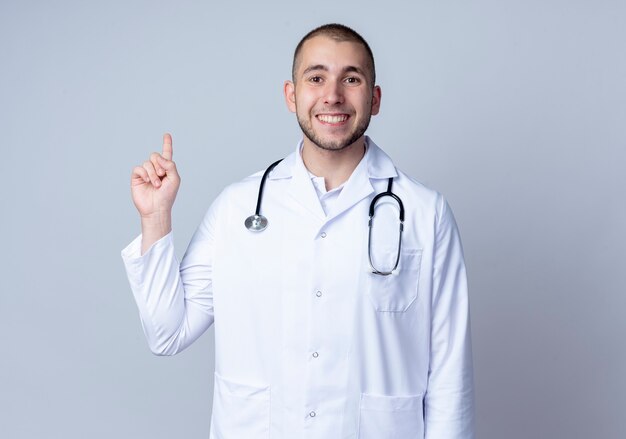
[{"left": 1, "top": 0, "right": 625, "bottom": 437}]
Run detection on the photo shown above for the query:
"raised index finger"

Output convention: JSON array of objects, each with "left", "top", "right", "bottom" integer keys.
[{"left": 162, "top": 133, "right": 173, "bottom": 160}]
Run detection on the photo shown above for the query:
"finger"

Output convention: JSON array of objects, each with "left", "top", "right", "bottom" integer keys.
[
  {"left": 162, "top": 133, "right": 173, "bottom": 161},
  {"left": 131, "top": 166, "right": 150, "bottom": 184},
  {"left": 156, "top": 155, "right": 178, "bottom": 175},
  {"left": 156, "top": 154, "right": 176, "bottom": 171},
  {"left": 143, "top": 160, "right": 161, "bottom": 187},
  {"left": 150, "top": 152, "right": 166, "bottom": 177}
]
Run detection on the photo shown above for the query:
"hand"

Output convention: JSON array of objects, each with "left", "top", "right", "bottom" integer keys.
[{"left": 131, "top": 133, "right": 180, "bottom": 219}]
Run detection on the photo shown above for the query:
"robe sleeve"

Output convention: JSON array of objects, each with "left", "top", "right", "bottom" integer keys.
[
  {"left": 121, "top": 196, "right": 221, "bottom": 356},
  {"left": 424, "top": 195, "right": 475, "bottom": 438}
]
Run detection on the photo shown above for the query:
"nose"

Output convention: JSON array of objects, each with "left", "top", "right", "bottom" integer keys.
[{"left": 323, "top": 79, "right": 344, "bottom": 105}]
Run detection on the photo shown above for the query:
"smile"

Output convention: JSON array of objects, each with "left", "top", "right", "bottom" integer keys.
[{"left": 316, "top": 114, "right": 349, "bottom": 124}]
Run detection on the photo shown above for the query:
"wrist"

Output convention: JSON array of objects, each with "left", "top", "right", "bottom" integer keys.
[{"left": 140, "top": 211, "right": 172, "bottom": 235}]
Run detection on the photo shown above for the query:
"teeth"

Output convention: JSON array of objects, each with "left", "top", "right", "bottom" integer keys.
[{"left": 318, "top": 114, "right": 348, "bottom": 123}]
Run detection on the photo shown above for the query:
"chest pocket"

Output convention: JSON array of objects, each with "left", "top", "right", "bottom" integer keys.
[{"left": 365, "top": 248, "right": 422, "bottom": 312}]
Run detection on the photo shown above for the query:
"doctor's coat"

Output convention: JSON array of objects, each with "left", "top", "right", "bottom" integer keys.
[{"left": 122, "top": 137, "right": 475, "bottom": 439}]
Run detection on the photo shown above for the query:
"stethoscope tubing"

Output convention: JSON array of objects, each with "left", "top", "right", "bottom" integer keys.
[
  {"left": 244, "top": 158, "right": 284, "bottom": 232},
  {"left": 246, "top": 161, "right": 405, "bottom": 275},
  {"left": 367, "top": 177, "right": 404, "bottom": 276},
  {"left": 254, "top": 158, "right": 283, "bottom": 216}
]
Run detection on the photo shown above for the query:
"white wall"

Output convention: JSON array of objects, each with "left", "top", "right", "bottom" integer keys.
[{"left": 1, "top": 1, "right": 624, "bottom": 437}]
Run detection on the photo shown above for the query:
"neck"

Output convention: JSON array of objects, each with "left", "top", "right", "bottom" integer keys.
[{"left": 301, "top": 137, "right": 367, "bottom": 191}]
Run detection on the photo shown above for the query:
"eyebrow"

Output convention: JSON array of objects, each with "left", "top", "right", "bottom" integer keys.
[{"left": 301, "top": 64, "right": 366, "bottom": 77}]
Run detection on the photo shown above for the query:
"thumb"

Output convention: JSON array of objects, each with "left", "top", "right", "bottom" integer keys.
[{"left": 156, "top": 154, "right": 178, "bottom": 174}]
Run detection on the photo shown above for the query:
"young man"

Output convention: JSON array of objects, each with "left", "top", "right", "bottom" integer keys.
[{"left": 123, "top": 23, "right": 474, "bottom": 439}]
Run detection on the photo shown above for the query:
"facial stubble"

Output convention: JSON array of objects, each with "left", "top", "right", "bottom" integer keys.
[{"left": 295, "top": 96, "right": 373, "bottom": 152}]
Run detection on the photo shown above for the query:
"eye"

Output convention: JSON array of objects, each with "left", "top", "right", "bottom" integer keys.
[
  {"left": 344, "top": 76, "right": 361, "bottom": 85},
  {"left": 308, "top": 76, "right": 323, "bottom": 83}
]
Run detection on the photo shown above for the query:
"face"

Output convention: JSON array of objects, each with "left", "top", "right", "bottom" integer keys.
[{"left": 284, "top": 36, "right": 381, "bottom": 152}]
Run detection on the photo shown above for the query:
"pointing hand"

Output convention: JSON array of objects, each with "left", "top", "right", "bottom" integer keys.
[{"left": 131, "top": 133, "right": 181, "bottom": 219}]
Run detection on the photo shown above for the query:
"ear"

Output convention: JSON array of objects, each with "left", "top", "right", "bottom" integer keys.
[
  {"left": 370, "top": 85, "right": 382, "bottom": 116},
  {"left": 284, "top": 80, "right": 297, "bottom": 113}
]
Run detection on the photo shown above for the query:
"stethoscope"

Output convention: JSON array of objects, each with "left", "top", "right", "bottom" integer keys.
[{"left": 245, "top": 159, "right": 405, "bottom": 276}]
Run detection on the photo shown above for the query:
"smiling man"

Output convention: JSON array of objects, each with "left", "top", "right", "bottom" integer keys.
[
  {"left": 288, "top": 30, "right": 379, "bottom": 151},
  {"left": 284, "top": 28, "right": 381, "bottom": 192},
  {"left": 122, "top": 23, "right": 474, "bottom": 439}
]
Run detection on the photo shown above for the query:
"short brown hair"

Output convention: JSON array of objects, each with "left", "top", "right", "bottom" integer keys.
[{"left": 292, "top": 23, "right": 376, "bottom": 85}]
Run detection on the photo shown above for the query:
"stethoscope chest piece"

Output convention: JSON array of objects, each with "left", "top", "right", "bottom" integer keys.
[
  {"left": 245, "top": 214, "right": 269, "bottom": 232},
  {"left": 245, "top": 158, "right": 284, "bottom": 233}
]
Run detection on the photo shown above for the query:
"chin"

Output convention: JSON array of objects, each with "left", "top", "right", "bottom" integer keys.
[
  {"left": 311, "top": 137, "right": 355, "bottom": 152},
  {"left": 298, "top": 116, "right": 368, "bottom": 153}
]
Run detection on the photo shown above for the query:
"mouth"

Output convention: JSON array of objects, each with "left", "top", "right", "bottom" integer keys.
[{"left": 316, "top": 114, "right": 350, "bottom": 125}]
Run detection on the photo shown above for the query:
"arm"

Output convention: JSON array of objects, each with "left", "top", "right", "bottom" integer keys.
[
  {"left": 121, "top": 205, "right": 217, "bottom": 356},
  {"left": 424, "top": 196, "right": 475, "bottom": 438},
  {"left": 121, "top": 133, "right": 215, "bottom": 355}
]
